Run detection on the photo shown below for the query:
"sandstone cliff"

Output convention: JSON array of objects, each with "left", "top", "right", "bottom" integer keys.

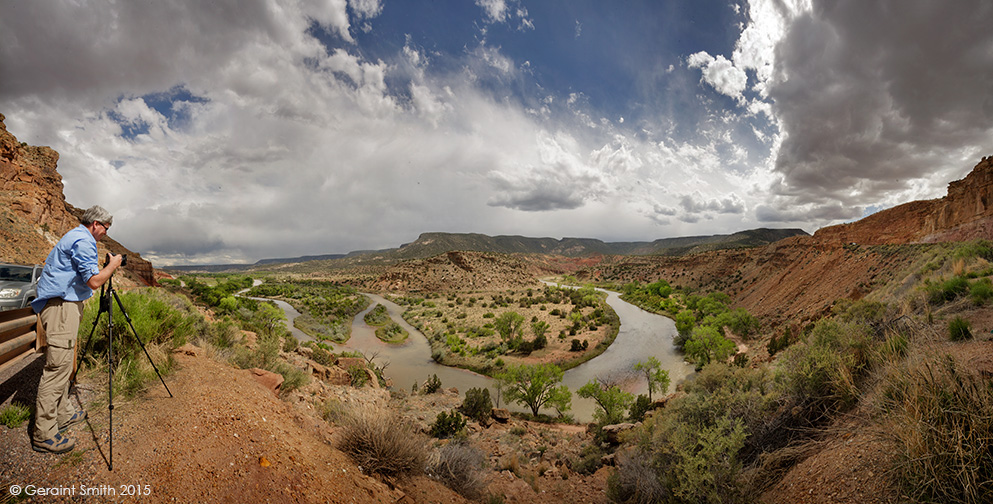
[
  {"left": 814, "top": 156, "right": 993, "bottom": 245},
  {"left": 0, "top": 113, "right": 156, "bottom": 286}
]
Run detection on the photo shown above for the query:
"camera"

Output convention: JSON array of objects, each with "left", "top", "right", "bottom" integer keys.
[{"left": 105, "top": 253, "right": 127, "bottom": 267}]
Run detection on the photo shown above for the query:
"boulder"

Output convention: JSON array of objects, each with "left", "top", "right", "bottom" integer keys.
[
  {"left": 311, "top": 363, "right": 351, "bottom": 386},
  {"left": 601, "top": 423, "right": 637, "bottom": 445},
  {"left": 248, "top": 368, "right": 284, "bottom": 396},
  {"left": 491, "top": 408, "right": 511, "bottom": 423},
  {"left": 174, "top": 343, "right": 200, "bottom": 357}
]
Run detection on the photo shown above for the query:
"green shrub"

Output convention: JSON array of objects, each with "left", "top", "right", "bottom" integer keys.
[
  {"left": 348, "top": 366, "right": 369, "bottom": 387},
  {"left": 78, "top": 289, "right": 193, "bottom": 399},
  {"left": 363, "top": 304, "right": 390, "bottom": 326},
  {"left": 666, "top": 415, "right": 748, "bottom": 504},
  {"left": 423, "top": 374, "right": 442, "bottom": 394},
  {"left": 775, "top": 319, "right": 872, "bottom": 413},
  {"left": 281, "top": 333, "right": 298, "bottom": 352},
  {"left": 969, "top": 278, "right": 993, "bottom": 305},
  {"left": 460, "top": 387, "right": 493, "bottom": 422},
  {"left": 375, "top": 322, "right": 408, "bottom": 343},
  {"left": 337, "top": 407, "right": 428, "bottom": 477},
  {"left": 569, "top": 444, "right": 604, "bottom": 475},
  {"left": 767, "top": 326, "right": 795, "bottom": 356},
  {"left": 276, "top": 362, "right": 309, "bottom": 393},
  {"left": 628, "top": 394, "right": 652, "bottom": 422},
  {"left": 430, "top": 410, "right": 467, "bottom": 439},
  {"left": 0, "top": 402, "right": 31, "bottom": 429},
  {"left": 948, "top": 316, "right": 972, "bottom": 341},
  {"left": 310, "top": 344, "right": 335, "bottom": 367},
  {"left": 232, "top": 333, "right": 281, "bottom": 371},
  {"left": 205, "top": 320, "right": 240, "bottom": 348},
  {"left": 927, "top": 276, "right": 969, "bottom": 304}
]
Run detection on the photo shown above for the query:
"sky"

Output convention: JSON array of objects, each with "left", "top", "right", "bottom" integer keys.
[{"left": 1, "top": 0, "right": 991, "bottom": 266}]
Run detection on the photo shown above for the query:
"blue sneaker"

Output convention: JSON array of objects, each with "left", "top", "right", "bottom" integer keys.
[{"left": 32, "top": 433, "right": 75, "bottom": 454}]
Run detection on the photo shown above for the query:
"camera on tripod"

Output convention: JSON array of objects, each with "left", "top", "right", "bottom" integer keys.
[{"left": 105, "top": 253, "right": 127, "bottom": 266}]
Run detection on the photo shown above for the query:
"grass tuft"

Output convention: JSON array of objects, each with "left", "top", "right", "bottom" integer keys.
[
  {"left": 336, "top": 407, "right": 428, "bottom": 477},
  {"left": 881, "top": 355, "right": 993, "bottom": 503}
]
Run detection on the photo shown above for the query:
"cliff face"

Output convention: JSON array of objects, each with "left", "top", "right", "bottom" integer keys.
[
  {"left": 0, "top": 113, "right": 157, "bottom": 286},
  {"left": 0, "top": 113, "right": 78, "bottom": 241},
  {"left": 814, "top": 157, "right": 993, "bottom": 245}
]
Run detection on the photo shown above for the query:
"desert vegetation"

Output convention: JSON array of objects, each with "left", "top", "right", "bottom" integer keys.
[
  {"left": 247, "top": 278, "right": 370, "bottom": 343},
  {"left": 395, "top": 284, "right": 620, "bottom": 376}
]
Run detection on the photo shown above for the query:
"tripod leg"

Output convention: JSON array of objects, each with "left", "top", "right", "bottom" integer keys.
[
  {"left": 107, "top": 281, "right": 114, "bottom": 472},
  {"left": 112, "top": 290, "right": 173, "bottom": 398}
]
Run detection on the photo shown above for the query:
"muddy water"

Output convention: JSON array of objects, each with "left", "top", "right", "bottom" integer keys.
[{"left": 327, "top": 288, "right": 695, "bottom": 422}]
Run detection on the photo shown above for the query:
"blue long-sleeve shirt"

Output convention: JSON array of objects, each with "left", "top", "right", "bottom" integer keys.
[{"left": 31, "top": 225, "right": 100, "bottom": 313}]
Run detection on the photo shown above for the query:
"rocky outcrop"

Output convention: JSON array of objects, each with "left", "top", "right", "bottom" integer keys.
[
  {"left": 814, "top": 157, "right": 993, "bottom": 245},
  {"left": 247, "top": 367, "right": 284, "bottom": 396},
  {"left": 0, "top": 113, "right": 157, "bottom": 286},
  {"left": 0, "top": 113, "right": 78, "bottom": 245}
]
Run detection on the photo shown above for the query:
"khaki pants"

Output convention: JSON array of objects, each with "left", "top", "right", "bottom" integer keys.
[{"left": 33, "top": 299, "right": 84, "bottom": 442}]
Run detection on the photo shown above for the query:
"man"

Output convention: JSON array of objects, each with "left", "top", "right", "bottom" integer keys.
[{"left": 31, "top": 205, "right": 123, "bottom": 454}]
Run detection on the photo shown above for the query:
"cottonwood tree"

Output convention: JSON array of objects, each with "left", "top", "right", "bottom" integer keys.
[
  {"left": 531, "top": 320, "right": 550, "bottom": 340},
  {"left": 497, "top": 363, "right": 571, "bottom": 417},
  {"left": 253, "top": 302, "right": 286, "bottom": 337},
  {"left": 684, "top": 326, "right": 736, "bottom": 368},
  {"left": 494, "top": 312, "right": 525, "bottom": 341},
  {"left": 578, "top": 378, "right": 634, "bottom": 425},
  {"left": 633, "top": 356, "right": 671, "bottom": 401}
]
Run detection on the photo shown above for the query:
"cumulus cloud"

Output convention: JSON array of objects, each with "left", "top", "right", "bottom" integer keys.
[{"left": 686, "top": 52, "right": 748, "bottom": 103}]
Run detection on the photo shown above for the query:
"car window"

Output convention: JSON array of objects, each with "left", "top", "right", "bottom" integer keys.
[{"left": 0, "top": 266, "right": 34, "bottom": 282}]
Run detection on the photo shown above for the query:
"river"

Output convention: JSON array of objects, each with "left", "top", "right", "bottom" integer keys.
[{"left": 316, "top": 286, "right": 695, "bottom": 422}]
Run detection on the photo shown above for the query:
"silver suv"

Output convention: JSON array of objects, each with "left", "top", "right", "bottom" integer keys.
[{"left": 0, "top": 263, "right": 43, "bottom": 311}]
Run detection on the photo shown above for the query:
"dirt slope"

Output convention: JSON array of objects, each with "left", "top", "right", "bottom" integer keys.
[{"left": 0, "top": 350, "right": 464, "bottom": 504}]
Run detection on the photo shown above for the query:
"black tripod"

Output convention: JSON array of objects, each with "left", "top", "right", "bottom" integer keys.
[{"left": 75, "top": 264, "right": 173, "bottom": 470}]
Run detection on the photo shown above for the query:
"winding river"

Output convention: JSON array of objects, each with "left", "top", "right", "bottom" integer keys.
[{"left": 319, "top": 286, "right": 695, "bottom": 422}]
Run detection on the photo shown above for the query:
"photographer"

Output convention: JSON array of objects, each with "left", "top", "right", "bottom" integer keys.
[{"left": 30, "top": 205, "right": 123, "bottom": 454}]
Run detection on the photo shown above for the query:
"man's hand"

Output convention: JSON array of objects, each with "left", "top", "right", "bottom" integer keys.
[
  {"left": 87, "top": 253, "right": 124, "bottom": 289},
  {"left": 106, "top": 253, "right": 124, "bottom": 269}
]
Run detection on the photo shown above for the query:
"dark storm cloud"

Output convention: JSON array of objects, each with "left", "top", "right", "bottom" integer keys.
[
  {"left": 0, "top": 0, "right": 288, "bottom": 104},
  {"left": 768, "top": 0, "right": 993, "bottom": 208}
]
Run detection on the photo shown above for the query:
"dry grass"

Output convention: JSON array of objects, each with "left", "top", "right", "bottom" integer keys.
[
  {"left": 336, "top": 406, "right": 429, "bottom": 477},
  {"left": 880, "top": 353, "right": 993, "bottom": 503},
  {"left": 427, "top": 440, "right": 489, "bottom": 500}
]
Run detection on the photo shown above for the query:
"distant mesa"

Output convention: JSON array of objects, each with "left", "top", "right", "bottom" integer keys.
[{"left": 166, "top": 228, "right": 810, "bottom": 272}]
